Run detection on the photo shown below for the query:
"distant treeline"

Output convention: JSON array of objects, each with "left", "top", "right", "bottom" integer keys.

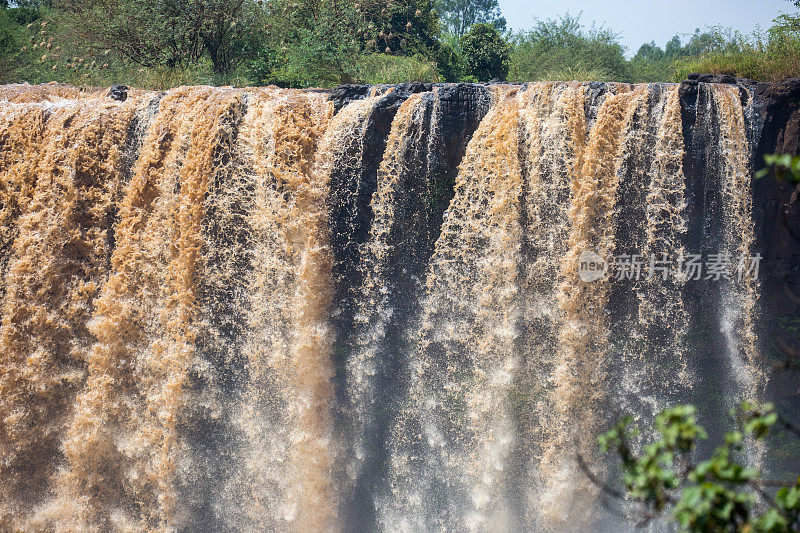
[{"left": 1, "top": 0, "right": 799, "bottom": 89}]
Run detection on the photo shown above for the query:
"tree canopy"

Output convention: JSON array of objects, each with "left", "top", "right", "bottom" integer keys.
[
  {"left": 460, "top": 22, "right": 509, "bottom": 81},
  {"left": 0, "top": 1, "right": 798, "bottom": 87},
  {"left": 58, "top": 0, "right": 262, "bottom": 74},
  {"left": 436, "top": 0, "right": 506, "bottom": 40}
]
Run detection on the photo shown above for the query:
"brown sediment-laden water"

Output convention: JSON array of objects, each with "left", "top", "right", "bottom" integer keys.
[{"left": 0, "top": 79, "right": 796, "bottom": 532}]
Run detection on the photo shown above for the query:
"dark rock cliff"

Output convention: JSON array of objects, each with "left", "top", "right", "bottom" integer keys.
[{"left": 326, "top": 80, "right": 800, "bottom": 479}]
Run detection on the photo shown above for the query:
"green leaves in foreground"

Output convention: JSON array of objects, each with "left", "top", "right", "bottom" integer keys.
[
  {"left": 756, "top": 154, "right": 800, "bottom": 183},
  {"left": 599, "top": 402, "right": 800, "bottom": 531}
]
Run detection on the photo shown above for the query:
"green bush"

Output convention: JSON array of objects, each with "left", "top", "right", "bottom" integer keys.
[
  {"left": 0, "top": 10, "right": 14, "bottom": 53},
  {"left": 628, "top": 57, "right": 677, "bottom": 83},
  {"left": 0, "top": 8, "right": 22, "bottom": 82},
  {"left": 436, "top": 41, "right": 462, "bottom": 82},
  {"left": 248, "top": 48, "right": 304, "bottom": 88},
  {"left": 357, "top": 0, "right": 440, "bottom": 59},
  {"left": 757, "top": 153, "right": 800, "bottom": 183},
  {"left": 628, "top": 41, "right": 676, "bottom": 82},
  {"left": 254, "top": 0, "right": 367, "bottom": 87},
  {"left": 508, "top": 13, "right": 628, "bottom": 82},
  {"left": 7, "top": 6, "right": 40, "bottom": 25},
  {"left": 536, "top": 63, "right": 614, "bottom": 82},
  {"left": 353, "top": 53, "right": 438, "bottom": 84},
  {"left": 674, "top": 21, "right": 800, "bottom": 82},
  {"left": 460, "top": 22, "right": 509, "bottom": 81}
]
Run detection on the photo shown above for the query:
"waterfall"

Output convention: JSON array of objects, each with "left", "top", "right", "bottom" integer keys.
[{"left": 0, "top": 81, "right": 767, "bottom": 532}]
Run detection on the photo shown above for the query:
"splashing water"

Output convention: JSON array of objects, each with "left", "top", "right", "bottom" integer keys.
[{"left": 0, "top": 81, "right": 764, "bottom": 532}]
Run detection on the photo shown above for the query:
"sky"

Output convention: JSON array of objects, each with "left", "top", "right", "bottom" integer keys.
[{"left": 497, "top": 0, "right": 795, "bottom": 56}]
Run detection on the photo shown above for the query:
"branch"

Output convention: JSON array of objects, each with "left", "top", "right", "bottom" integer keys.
[
  {"left": 576, "top": 453, "right": 627, "bottom": 500},
  {"left": 753, "top": 478, "right": 800, "bottom": 488},
  {"left": 748, "top": 480, "right": 782, "bottom": 514},
  {"left": 777, "top": 413, "right": 800, "bottom": 441},
  {"left": 634, "top": 510, "right": 666, "bottom": 529}
]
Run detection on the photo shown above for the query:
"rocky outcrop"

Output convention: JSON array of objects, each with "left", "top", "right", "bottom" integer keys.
[
  {"left": 678, "top": 76, "right": 800, "bottom": 256},
  {"left": 331, "top": 78, "right": 800, "bottom": 278},
  {"left": 679, "top": 76, "right": 800, "bottom": 397},
  {"left": 108, "top": 84, "right": 129, "bottom": 101}
]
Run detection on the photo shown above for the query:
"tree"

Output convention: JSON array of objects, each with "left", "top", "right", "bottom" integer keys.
[
  {"left": 59, "top": 0, "right": 202, "bottom": 69},
  {"left": 59, "top": 0, "right": 262, "bottom": 75},
  {"left": 358, "top": 0, "right": 440, "bottom": 57},
  {"left": 196, "top": 0, "right": 262, "bottom": 75},
  {"left": 665, "top": 35, "right": 684, "bottom": 57},
  {"left": 252, "top": 0, "right": 442, "bottom": 87},
  {"left": 460, "top": 22, "right": 509, "bottom": 81},
  {"left": 634, "top": 41, "right": 664, "bottom": 61},
  {"left": 683, "top": 28, "right": 729, "bottom": 56},
  {"left": 591, "top": 402, "right": 800, "bottom": 531},
  {"left": 436, "top": 0, "right": 506, "bottom": 40},
  {"left": 629, "top": 40, "right": 674, "bottom": 83},
  {"left": 251, "top": 0, "right": 361, "bottom": 86},
  {"left": 436, "top": 41, "right": 462, "bottom": 81}
]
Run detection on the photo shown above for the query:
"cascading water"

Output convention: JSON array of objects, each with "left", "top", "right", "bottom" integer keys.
[{"left": 0, "top": 80, "right": 780, "bottom": 532}]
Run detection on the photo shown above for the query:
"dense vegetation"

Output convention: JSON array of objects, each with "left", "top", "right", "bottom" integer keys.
[
  {"left": 0, "top": 0, "right": 799, "bottom": 88},
  {"left": 597, "top": 402, "right": 800, "bottom": 531}
]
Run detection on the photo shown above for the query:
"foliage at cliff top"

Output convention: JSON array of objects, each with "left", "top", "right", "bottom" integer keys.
[
  {"left": 0, "top": 1, "right": 798, "bottom": 88},
  {"left": 460, "top": 23, "right": 509, "bottom": 82}
]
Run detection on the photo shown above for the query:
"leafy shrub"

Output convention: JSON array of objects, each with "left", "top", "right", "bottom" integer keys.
[
  {"left": 674, "top": 20, "right": 800, "bottom": 82},
  {"left": 536, "top": 63, "right": 614, "bottom": 82},
  {"left": 248, "top": 47, "right": 304, "bottom": 88},
  {"left": 757, "top": 153, "right": 800, "bottom": 183},
  {"left": 7, "top": 6, "right": 40, "bottom": 25},
  {"left": 356, "top": 0, "right": 440, "bottom": 59},
  {"left": 598, "top": 402, "right": 800, "bottom": 531},
  {"left": 353, "top": 53, "right": 438, "bottom": 84},
  {"left": 436, "top": 41, "right": 462, "bottom": 82},
  {"left": 0, "top": 8, "right": 22, "bottom": 82},
  {"left": 509, "top": 13, "right": 628, "bottom": 82},
  {"left": 460, "top": 22, "right": 509, "bottom": 81},
  {"left": 628, "top": 57, "right": 677, "bottom": 83},
  {"left": 0, "top": 9, "right": 14, "bottom": 53}
]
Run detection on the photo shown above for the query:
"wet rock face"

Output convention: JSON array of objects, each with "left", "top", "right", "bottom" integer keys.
[
  {"left": 686, "top": 73, "right": 741, "bottom": 85},
  {"left": 753, "top": 78, "right": 800, "bottom": 158},
  {"left": 746, "top": 78, "right": 800, "bottom": 430},
  {"left": 744, "top": 77, "right": 800, "bottom": 278},
  {"left": 676, "top": 75, "right": 800, "bottom": 416},
  {"left": 677, "top": 77, "right": 800, "bottom": 278},
  {"left": 108, "top": 84, "right": 128, "bottom": 101},
  {"left": 742, "top": 76, "right": 798, "bottom": 273},
  {"left": 329, "top": 78, "right": 800, "bottom": 285}
]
